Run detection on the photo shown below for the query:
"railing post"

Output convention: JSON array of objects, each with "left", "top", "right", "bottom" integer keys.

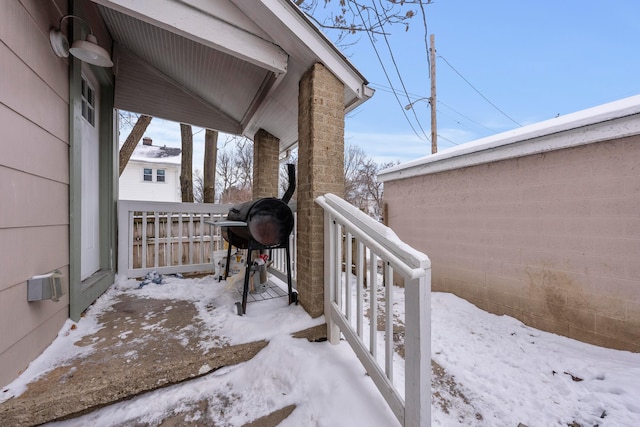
[
  {"left": 404, "top": 270, "right": 432, "bottom": 427},
  {"left": 345, "top": 232, "right": 352, "bottom": 322},
  {"left": 324, "top": 211, "right": 340, "bottom": 344},
  {"left": 356, "top": 240, "right": 364, "bottom": 338},
  {"left": 369, "top": 251, "right": 378, "bottom": 358}
]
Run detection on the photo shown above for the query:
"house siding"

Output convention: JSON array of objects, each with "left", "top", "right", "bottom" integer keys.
[
  {"left": 0, "top": 0, "right": 71, "bottom": 387},
  {"left": 383, "top": 136, "right": 640, "bottom": 352},
  {"left": 119, "top": 161, "right": 181, "bottom": 202}
]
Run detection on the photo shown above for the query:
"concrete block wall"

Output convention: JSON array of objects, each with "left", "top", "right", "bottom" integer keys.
[
  {"left": 253, "top": 129, "right": 280, "bottom": 199},
  {"left": 384, "top": 137, "right": 640, "bottom": 351},
  {"left": 297, "top": 63, "right": 345, "bottom": 317}
]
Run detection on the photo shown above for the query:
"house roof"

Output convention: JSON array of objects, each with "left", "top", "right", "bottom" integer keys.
[
  {"left": 129, "top": 144, "right": 182, "bottom": 165},
  {"left": 91, "top": 0, "right": 373, "bottom": 153},
  {"left": 379, "top": 94, "right": 640, "bottom": 182}
]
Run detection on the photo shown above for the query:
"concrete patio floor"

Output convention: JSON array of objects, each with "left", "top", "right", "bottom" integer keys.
[{"left": 0, "top": 279, "right": 327, "bottom": 427}]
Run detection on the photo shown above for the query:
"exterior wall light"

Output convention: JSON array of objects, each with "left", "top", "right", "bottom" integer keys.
[{"left": 49, "top": 15, "right": 113, "bottom": 67}]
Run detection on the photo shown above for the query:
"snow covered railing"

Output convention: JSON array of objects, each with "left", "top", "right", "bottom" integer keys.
[
  {"left": 117, "top": 200, "right": 232, "bottom": 278},
  {"left": 316, "top": 193, "right": 431, "bottom": 427}
]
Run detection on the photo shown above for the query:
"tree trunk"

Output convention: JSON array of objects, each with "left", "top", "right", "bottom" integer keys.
[
  {"left": 180, "top": 123, "right": 194, "bottom": 202},
  {"left": 203, "top": 129, "right": 218, "bottom": 203},
  {"left": 118, "top": 114, "right": 152, "bottom": 176}
]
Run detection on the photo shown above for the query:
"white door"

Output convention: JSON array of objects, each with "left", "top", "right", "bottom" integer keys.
[{"left": 80, "top": 67, "right": 101, "bottom": 280}]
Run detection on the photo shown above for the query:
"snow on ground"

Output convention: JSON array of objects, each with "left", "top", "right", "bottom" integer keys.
[
  {"left": 430, "top": 292, "right": 640, "bottom": 426},
  {"left": 3, "top": 274, "right": 640, "bottom": 426}
]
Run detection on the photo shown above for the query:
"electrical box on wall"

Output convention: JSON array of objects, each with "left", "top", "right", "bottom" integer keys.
[{"left": 28, "top": 271, "right": 65, "bottom": 302}]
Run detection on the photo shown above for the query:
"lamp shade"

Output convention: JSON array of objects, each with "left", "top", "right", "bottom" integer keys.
[{"left": 69, "top": 34, "right": 113, "bottom": 67}]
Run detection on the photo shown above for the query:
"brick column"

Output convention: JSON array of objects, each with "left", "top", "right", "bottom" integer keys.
[
  {"left": 252, "top": 129, "right": 280, "bottom": 199},
  {"left": 297, "top": 63, "right": 345, "bottom": 317}
]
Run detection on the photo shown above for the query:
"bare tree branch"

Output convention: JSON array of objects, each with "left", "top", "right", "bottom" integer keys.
[
  {"left": 118, "top": 114, "right": 152, "bottom": 176},
  {"left": 193, "top": 169, "right": 204, "bottom": 203},
  {"left": 235, "top": 139, "right": 253, "bottom": 190},
  {"left": 295, "top": 0, "right": 431, "bottom": 45}
]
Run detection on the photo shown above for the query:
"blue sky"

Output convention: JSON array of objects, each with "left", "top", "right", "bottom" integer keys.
[
  {"left": 122, "top": 0, "right": 640, "bottom": 167},
  {"left": 343, "top": 0, "right": 640, "bottom": 163}
]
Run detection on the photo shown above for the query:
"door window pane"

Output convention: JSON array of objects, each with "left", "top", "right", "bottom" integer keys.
[{"left": 81, "top": 76, "right": 96, "bottom": 126}]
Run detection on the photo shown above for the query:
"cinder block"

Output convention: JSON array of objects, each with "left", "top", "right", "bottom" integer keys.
[{"left": 595, "top": 315, "right": 640, "bottom": 347}]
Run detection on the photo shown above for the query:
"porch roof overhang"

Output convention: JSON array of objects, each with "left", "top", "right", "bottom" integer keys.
[{"left": 91, "top": 0, "right": 374, "bottom": 153}]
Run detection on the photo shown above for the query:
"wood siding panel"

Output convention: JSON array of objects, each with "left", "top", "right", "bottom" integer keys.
[
  {"left": 0, "top": 167, "right": 68, "bottom": 228},
  {"left": 3, "top": 0, "right": 69, "bottom": 100},
  {"left": 0, "top": 0, "right": 71, "bottom": 389},
  {"left": 18, "top": 0, "right": 69, "bottom": 40},
  {"left": 0, "top": 296, "right": 68, "bottom": 389},
  {"left": 0, "top": 265, "right": 69, "bottom": 355},
  {"left": 0, "top": 41, "right": 68, "bottom": 142},
  {"left": 0, "top": 226, "right": 69, "bottom": 293},
  {"left": 0, "top": 104, "right": 69, "bottom": 184}
]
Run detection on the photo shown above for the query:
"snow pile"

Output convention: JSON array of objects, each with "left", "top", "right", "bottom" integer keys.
[{"left": 2, "top": 274, "right": 639, "bottom": 426}]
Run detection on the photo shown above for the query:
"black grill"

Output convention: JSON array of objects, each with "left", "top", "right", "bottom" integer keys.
[{"left": 221, "top": 164, "right": 297, "bottom": 315}]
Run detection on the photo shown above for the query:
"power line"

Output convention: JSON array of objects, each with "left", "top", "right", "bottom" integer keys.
[
  {"left": 368, "top": 1, "right": 431, "bottom": 141},
  {"left": 437, "top": 100, "right": 499, "bottom": 133},
  {"left": 436, "top": 131, "right": 459, "bottom": 146},
  {"left": 435, "top": 107, "right": 481, "bottom": 137},
  {"left": 369, "top": 82, "right": 421, "bottom": 98},
  {"left": 369, "top": 82, "right": 489, "bottom": 139},
  {"left": 437, "top": 54, "right": 522, "bottom": 127},
  {"left": 365, "top": 83, "right": 469, "bottom": 147},
  {"left": 418, "top": 0, "right": 431, "bottom": 72},
  {"left": 348, "top": 2, "right": 431, "bottom": 143}
]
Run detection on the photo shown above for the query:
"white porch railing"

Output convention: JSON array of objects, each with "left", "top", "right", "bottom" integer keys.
[
  {"left": 117, "top": 200, "right": 233, "bottom": 278},
  {"left": 267, "top": 211, "right": 297, "bottom": 284},
  {"left": 316, "top": 193, "right": 431, "bottom": 427}
]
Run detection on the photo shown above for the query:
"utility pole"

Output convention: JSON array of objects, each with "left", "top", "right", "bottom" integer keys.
[{"left": 430, "top": 33, "right": 437, "bottom": 154}]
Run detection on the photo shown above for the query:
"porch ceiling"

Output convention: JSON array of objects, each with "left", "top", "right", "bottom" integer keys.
[{"left": 91, "top": 0, "right": 373, "bottom": 152}]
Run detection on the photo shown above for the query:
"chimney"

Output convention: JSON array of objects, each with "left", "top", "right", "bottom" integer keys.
[{"left": 142, "top": 137, "right": 152, "bottom": 146}]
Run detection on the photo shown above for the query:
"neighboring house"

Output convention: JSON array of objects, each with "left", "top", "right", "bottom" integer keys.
[
  {"left": 1, "top": 0, "right": 371, "bottom": 389},
  {"left": 119, "top": 137, "right": 181, "bottom": 202},
  {"left": 379, "top": 95, "right": 640, "bottom": 352}
]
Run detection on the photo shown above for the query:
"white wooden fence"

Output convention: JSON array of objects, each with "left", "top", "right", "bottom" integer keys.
[
  {"left": 316, "top": 193, "right": 431, "bottom": 427},
  {"left": 117, "top": 200, "right": 233, "bottom": 277},
  {"left": 117, "top": 200, "right": 297, "bottom": 283}
]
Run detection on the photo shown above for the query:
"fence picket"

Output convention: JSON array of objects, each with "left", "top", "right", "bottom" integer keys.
[{"left": 117, "top": 201, "right": 232, "bottom": 277}]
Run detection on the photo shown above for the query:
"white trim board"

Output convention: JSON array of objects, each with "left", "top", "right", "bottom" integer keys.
[{"left": 379, "top": 94, "right": 640, "bottom": 182}]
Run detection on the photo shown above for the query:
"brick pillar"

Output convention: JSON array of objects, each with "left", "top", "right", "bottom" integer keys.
[
  {"left": 297, "top": 63, "right": 345, "bottom": 317},
  {"left": 253, "top": 129, "right": 280, "bottom": 199}
]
